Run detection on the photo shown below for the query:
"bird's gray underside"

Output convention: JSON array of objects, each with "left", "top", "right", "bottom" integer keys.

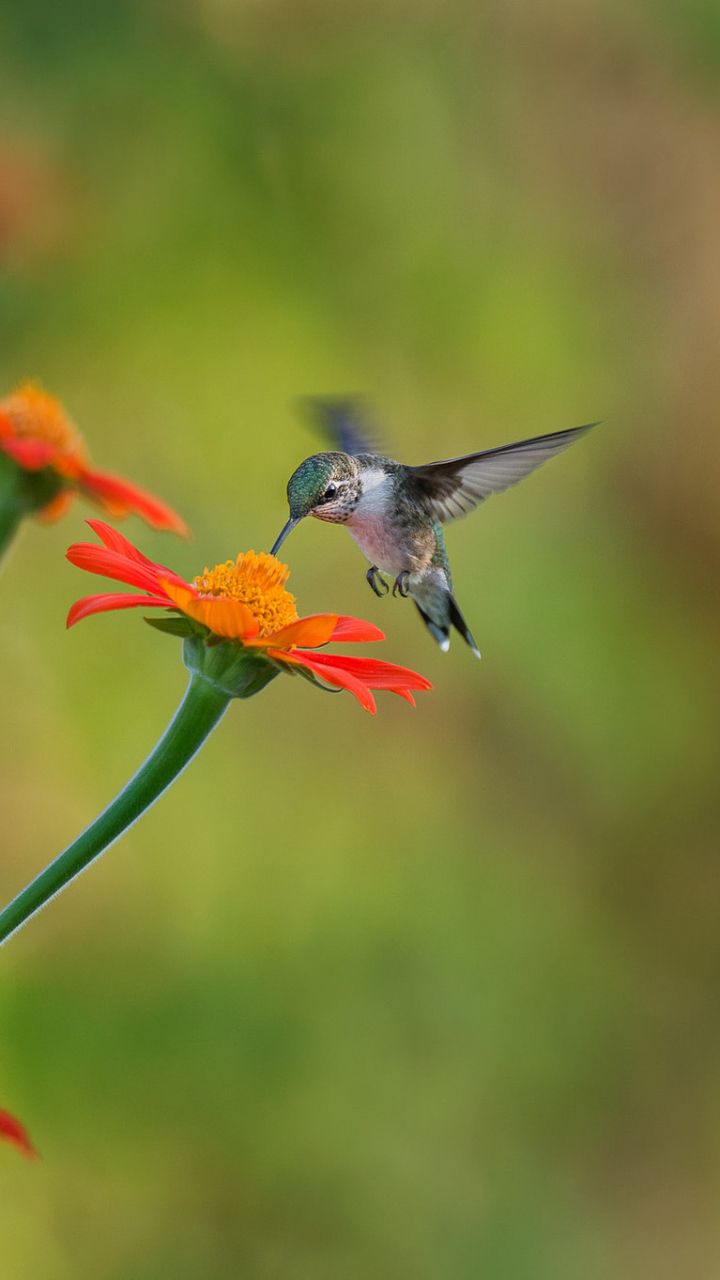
[
  {"left": 409, "top": 567, "right": 451, "bottom": 622},
  {"left": 410, "top": 570, "right": 480, "bottom": 657}
]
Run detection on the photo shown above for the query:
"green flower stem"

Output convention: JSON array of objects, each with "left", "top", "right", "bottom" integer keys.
[
  {"left": 0, "top": 673, "right": 232, "bottom": 945},
  {"left": 0, "top": 456, "right": 27, "bottom": 563},
  {"left": 0, "top": 500, "right": 24, "bottom": 562}
]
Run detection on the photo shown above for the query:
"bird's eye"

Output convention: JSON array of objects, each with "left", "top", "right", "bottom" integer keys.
[{"left": 322, "top": 483, "right": 337, "bottom": 502}]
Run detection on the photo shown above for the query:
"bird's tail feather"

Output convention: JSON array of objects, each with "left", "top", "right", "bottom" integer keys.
[
  {"left": 414, "top": 601, "right": 450, "bottom": 652},
  {"left": 448, "top": 594, "right": 481, "bottom": 659},
  {"left": 414, "top": 594, "right": 480, "bottom": 658}
]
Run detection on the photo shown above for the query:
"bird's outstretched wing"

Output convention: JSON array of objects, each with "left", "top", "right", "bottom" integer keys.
[
  {"left": 298, "top": 396, "right": 376, "bottom": 456},
  {"left": 408, "top": 422, "right": 598, "bottom": 523}
]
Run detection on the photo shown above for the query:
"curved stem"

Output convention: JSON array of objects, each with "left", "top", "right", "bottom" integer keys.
[{"left": 0, "top": 674, "right": 231, "bottom": 945}]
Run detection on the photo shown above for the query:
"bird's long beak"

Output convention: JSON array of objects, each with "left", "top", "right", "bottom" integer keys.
[{"left": 270, "top": 517, "right": 300, "bottom": 557}]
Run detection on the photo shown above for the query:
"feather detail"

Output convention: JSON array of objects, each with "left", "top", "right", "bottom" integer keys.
[{"left": 409, "top": 422, "right": 598, "bottom": 523}]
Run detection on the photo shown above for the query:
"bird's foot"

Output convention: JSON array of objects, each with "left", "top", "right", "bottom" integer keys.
[
  {"left": 366, "top": 565, "right": 389, "bottom": 598},
  {"left": 393, "top": 571, "right": 411, "bottom": 598}
]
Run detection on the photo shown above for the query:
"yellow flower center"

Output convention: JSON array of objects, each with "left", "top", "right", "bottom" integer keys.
[
  {"left": 193, "top": 550, "right": 298, "bottom": 637},
  {"left": 0, "top": 382, "right": 88, "bottom": 463}
]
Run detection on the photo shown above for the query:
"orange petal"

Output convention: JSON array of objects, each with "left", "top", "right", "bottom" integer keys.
[
  {"left": 289, "top": 651, "right": 433, "bottom": 691},
  {"left": 271, "top": 649, "right": 377, "bottom": 713},
  {"left": 38, "top": 490, "right": 76, "bottom": 523},
  {"left": 256, "top": 614, "right": 339, "bottom": 650},
  {"left": 161, "top": 580, "right": 259, "bottom": 641},
  {"left": 67, "top": 543, "right": 167, "bottom": 594},
  {"left": 85, "top": 519, "right": 162, "bottom": 566},
  {"left": 78, "top": 467, "right": 189, "bottom": 537},
  {"left": 83, "top": 522, "right": 189, "bottom": 594},
  {"left": 51, "top": 454, "right": 83, "bottom": 480},
  {"left": 391, "top": 689, "right": 416, "bottom": 705},
  {"left": 0, "top": 436, "right": 58, "bottom": 470},
  {"left": 0, "top": 1109, "right": 38, "bottom": 1160},
  {"left": 67, "top": 593, "right": 174, "bottom": 628},
  {"left": 328, "top": 616, "right": 385, "bottom": 643}
]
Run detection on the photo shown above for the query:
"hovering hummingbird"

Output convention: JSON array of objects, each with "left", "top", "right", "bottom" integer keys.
[{"left": 271, "top": 400, "right": 596, "bottom": 656}]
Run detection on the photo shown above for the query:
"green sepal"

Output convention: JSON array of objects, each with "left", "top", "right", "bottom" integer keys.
[
  {"left": 182, "top": 633, "right": 280, "bottom": 700},
  {"left": 0, "top": 448, "right": 65, "bottom": 516},
  {"left": 0, "top": 451, "right": 67, "bottom": 562},
  {"left": 144, "top": 614, "right": 200, "bottom": 638},
  {"left": 286, "top": 662, "right": 342, "bottom": 695}
]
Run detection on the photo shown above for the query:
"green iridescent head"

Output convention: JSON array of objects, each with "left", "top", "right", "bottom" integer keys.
[
  {"left": 286, "top": 453, "right": 337, "bottom": 520},
  {"left": 271, "top": 452, "right": 353, "bottom": 557}
]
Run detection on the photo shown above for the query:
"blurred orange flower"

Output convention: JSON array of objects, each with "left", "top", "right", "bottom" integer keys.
[{"left": 0, "top": 382, "right": 187, "bottom": 534}]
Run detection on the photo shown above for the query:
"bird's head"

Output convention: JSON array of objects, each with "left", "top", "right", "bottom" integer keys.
[{"left": 270, "top": 452, "right": 358, "bottom": 556}]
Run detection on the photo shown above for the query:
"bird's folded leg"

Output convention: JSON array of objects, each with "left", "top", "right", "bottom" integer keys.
[
  {"left": 366, "top": 565, "right": 389, "bottom": 597},
  {"left": 393, "top": 571, "right": 411, "bottom": 598}
]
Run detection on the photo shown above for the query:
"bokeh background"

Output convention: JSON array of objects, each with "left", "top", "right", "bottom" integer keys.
[{"left": 1, "top": 1, "right": 719, "bottom": 1275}]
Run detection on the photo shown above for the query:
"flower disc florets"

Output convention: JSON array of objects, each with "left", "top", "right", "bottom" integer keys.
[{"left": 193, "top": 551, "right": 298, "bottom": 638}]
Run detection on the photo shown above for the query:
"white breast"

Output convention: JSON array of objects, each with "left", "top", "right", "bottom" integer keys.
[
  {"left": 345, "top": 469, "right": 405, "bottom": 576},
  {"left": 353, "top": 467, "right": 391, "bottom": 515}
]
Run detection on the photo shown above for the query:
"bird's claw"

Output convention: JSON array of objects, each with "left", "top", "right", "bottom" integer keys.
[
  {"left": 367, "top": 566, "right": 389, "bottom": 598},
  {"left": 393, "top": 571, "right": 411, "bottom": 598}
]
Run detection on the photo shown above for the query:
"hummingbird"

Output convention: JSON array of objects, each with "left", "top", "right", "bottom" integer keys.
[{"left": 270, "top": 399, "right": 597, "bottom": 656}]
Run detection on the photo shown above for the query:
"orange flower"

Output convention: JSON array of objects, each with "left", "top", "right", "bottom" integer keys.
[
  {"left": 67, "top": 521, "right": 432, "bottom": 713},
  {"left": 0, "top": 382, "right": 187, "bottom": 534},
  {"left": 0, "top": 1108, "right": 38, "bottom": 1160},
  {"left": 0, "top": 522, "right": 433, "bottom": 943}
]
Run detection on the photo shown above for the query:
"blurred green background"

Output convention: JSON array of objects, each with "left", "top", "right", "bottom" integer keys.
[{"left": 1, "top": 1, "right": 719, "bottom": 1275}]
